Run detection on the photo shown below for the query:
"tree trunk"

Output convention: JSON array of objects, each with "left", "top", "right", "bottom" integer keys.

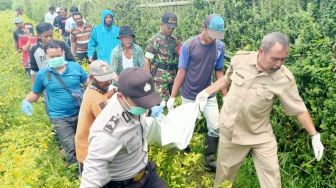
[{"left": 252, "top": 0, "right": 256, "bottom": 8}]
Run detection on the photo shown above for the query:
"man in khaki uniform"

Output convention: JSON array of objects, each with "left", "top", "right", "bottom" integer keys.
[{"left": 196, "top": 32, "right": 325, "bottom": 188}]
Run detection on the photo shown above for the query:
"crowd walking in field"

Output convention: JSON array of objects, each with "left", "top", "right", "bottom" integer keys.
[{"left": 13, "top": 4, "right": 325, "bottom": 188}]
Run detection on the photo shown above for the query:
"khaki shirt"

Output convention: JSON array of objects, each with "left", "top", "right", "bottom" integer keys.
[
  {"left": 75, "top": 85, "right": 109, "bottom": 163},
  {"left": 80, "top": 94, "right": 148, "bottom": 188},
  {"left": 220, "top": 51, "right": 307, "bottom": 145}
]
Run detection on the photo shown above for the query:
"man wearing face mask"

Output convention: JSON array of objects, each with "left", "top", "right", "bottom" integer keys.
[
  {"left": 198, "top": 32, "right": 324, "bottom": 188},
  {"left": 87, "top": 9, "right": 120, "bottom": 64},
  {"left": 80, "top": 67, "right": 166, "bottom": 188},
  {"left": 21, "top": 41, "right": 90, "bottom": 166},
  {"left": 168, "top": 14, "right": 226, "bottom": 172},
  {"left": 144, "top": 12, "right": 179, "bottom": 100},
  {"left": 30, "top": 22, "right": 74, "bottom": 86},
  {"left": 75, "top": 60, "right": 118, "bottom": 174},
  {"left": 110, "top": 26, "right": 144, "bottom": 74}
]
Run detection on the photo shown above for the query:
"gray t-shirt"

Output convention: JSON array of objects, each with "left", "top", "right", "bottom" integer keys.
[{"left": 178, "top": 36, "right": 225, "bottom": 100}]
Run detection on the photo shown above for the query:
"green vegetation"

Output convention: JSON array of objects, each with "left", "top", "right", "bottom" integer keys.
[{"left": 0, "top": 0, "right": 335, "bottom": 187}]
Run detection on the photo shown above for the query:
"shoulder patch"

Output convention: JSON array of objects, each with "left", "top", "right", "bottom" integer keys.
[
  {"left": 103, "top": 115, "right": 120, "bottom": 135},
  {"left": 103, "top": 123, "right": 114, "bottom": 135}
]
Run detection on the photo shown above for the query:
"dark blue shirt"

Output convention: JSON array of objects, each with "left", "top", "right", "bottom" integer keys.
[{"left": 179, "top": 36, "right": 225, "bottom": 100}]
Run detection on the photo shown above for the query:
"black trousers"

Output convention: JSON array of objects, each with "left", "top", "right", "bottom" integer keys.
[{"left": 103, "top": 162, "right": 167, "bottom": 188}]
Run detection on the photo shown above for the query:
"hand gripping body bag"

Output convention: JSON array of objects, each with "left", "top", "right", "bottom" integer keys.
[{"left": 145, "top": 102, "right": 200, "bottom": 150}]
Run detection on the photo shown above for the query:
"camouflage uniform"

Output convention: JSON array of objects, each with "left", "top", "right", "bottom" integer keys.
[{"left": 145, "top": 32, "right": 178, "bottom": 100}]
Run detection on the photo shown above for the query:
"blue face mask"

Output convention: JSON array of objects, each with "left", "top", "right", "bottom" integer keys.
[
  {"left": 48, "top": 56, "right": 67, "bottom": 68},
  {"left": 123, "top": 97, "right": 147, "bottom": 115}
]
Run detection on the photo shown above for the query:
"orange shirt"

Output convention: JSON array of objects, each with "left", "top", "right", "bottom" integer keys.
[{"left": 75, "top": 85, "right": 113, "bottom": 162}]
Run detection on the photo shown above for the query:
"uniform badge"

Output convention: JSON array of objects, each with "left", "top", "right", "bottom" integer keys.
[
  {"left": 103, "top": 123, "right": 114, "bottom": 135},
  {"left": 122, "top": 111, "right": 131, "bottom": 123},
  {"left": 144, "top": 83, "right": 151, "bottom": 92}
]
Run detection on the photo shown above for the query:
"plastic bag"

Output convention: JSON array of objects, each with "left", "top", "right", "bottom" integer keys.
[{"left": 145, "top": 102, "right": 200, "bottom": 150}]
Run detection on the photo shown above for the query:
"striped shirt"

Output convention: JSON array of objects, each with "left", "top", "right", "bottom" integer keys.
[{"left": 71, "top": 24, "right": 92, "bottom": 53}]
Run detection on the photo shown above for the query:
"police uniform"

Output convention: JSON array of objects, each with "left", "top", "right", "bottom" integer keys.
[
  {"left": 80, "top": 68, "right": 166, "bottom": 188},
  {"left": 214, "top": 51, "right": 307, "bottom": 188},
  {"left": 145, "top": 13, "right": 179, "bottom": 100}
]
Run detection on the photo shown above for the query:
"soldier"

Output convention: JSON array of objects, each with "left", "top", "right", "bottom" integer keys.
[
  {"left": 144, "top": 12, "right": 179, "bottom": 100},
  {"left": 80, "top": 67, "right": 166, "bottom": 188},
  {"left": 197, "top": 32, "right": 324, "bottom": 188}
]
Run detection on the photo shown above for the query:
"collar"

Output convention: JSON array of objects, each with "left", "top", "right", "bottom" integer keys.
[
  {"left": 89, "top": 82, "right": 108, "bottom": 94},
  {"left": 248, "top": 52, "right": 279, "bottom": 80}
]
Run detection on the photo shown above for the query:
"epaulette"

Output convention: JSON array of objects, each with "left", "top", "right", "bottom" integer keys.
[
  {"left": 235, "top": 51, "right": 252, "bottom": 55},
  {"left": 280, "top": 66, "right": 294, "bottom": 81}
]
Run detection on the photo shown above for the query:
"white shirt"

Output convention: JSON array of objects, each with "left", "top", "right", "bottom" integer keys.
[
  {"left": 45, "top": 12, "right": 57, "bottom": 24},
  {"left": 122, "top": 51, "right": 133, "bottom": 69},
  {"left": 65, "top": 17, "right": 87, "bottom": 32}
]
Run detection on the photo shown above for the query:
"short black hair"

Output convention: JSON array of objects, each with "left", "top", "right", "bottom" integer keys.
[
  {"left": 72, "top": 12, "right": 82, "bottom": 18},
  {"left": 36, "top": 22, "right": 53, "bottom": 35},
  {"left": 60, "top": 7, "right": 67, "bottom": 12},
  {"left": 70, "top": 6, "right": 79, "bottom": 13},
  {"left": 44, "top": 41, "right": 62, "bottom": 53},
  {"left": 24, "top": 23, "right": 33, "bottom": 27},
  {"left": 49, "top": 7, "right": 55, "bottom": 11}
]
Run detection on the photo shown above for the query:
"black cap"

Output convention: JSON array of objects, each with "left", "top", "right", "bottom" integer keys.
[
  {"left": 118, "top": 26, "right": 135, "bottom": 39},
  {"left": 162, "top": 12, "right": 177, "bottom": 29},
  {"left": 117, "top": 68, "right": 161, "bottom": 109}
]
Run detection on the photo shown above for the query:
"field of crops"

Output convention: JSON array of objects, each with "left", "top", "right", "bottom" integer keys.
[{"left": 0, "top": 0, "right": 335, "bottom": 187}]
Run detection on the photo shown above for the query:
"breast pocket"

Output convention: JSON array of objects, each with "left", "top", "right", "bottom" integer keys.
[
  {"left": 250, "top": 88, "right": 274, "bottom": 111},
  {"left": 231, "top": 71, "right": 245, "bottom": 86},
  {"left": 125, "top": 131, "right": 142, "bottom": 154}
]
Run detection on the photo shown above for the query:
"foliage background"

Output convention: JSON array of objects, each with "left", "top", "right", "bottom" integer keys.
[{"left": 0, "top": 0, "right": 335, "bottom": 187}]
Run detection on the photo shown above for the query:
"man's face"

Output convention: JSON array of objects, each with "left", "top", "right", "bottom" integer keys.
[
  {"left": 39, "top": 30, "right": 53, "bottom": 45},
  {"left": 46, "top": 47, "right": 63, "bottom": 59},
  {"left": 24, "top": 24, "right": 33, "bottom": 34},
  {"left": 50, "top": 9, "right": 55, "bottom": 14},
  {"left": 203, "top": 28, "right": 216, "bottom": 44},
  {"left": 120, "top": 35, "right": 133, "bottom": 48},
  {"left": 59, "top": 9, "right": 66, "bottom": 17},
  {"left": 73, "top": 15, "right": 82, "bottom": 25},
  {"left": 161, "top": 24, "right": 175, "bottom": 36},
  {"left": 258, "top": 43, "right": 289, "bottom": 72},
  {"left": 93, "top": 78, "right": 112, "bottom": 91},
  {"left": 104, "top": 15, "right": 113, "bottom": 27}
]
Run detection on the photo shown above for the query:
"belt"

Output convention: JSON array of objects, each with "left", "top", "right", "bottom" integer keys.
[
  {"left": 105, "top": 168, "right": 146, "bottom": 187},
  {"left": 157, "top": 63, "right": 177, "bottom": 71}
]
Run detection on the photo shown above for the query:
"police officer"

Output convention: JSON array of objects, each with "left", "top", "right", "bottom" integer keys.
[
  {"left": 80, "top": 67, "right": 166, "bottom": 188},
  {"left": 144, "top": 12, "right": 179, "bottom": 100},
  {"left": 197, "top": 32, "right": 325, "bottom": 188}
]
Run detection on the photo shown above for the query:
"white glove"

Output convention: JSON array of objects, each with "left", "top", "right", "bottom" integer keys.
[
  {"left": 167, "top": 98, "right": 175, "bottom": 111},
  {"left": 195, "top": 90, "right": 209, "bottom": 112},
  {"left": 312, "top": 133, "right": 324, "bottom": 161}
]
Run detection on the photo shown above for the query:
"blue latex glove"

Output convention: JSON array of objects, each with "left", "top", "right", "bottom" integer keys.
[
  {"left": 21, "top": 99, "right": 33, "bottom": 116},
  {"left": 151, "top": 105, "right": 164, "bottom": 118}
]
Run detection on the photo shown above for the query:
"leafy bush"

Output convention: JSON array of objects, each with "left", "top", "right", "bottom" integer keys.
[{"left": 1, "top": 0, "right": 336, "bottom": 187}]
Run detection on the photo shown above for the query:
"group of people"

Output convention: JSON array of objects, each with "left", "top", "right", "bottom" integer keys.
[{"left": 14, "top": 5, "right": 325, "bottom": 188}]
